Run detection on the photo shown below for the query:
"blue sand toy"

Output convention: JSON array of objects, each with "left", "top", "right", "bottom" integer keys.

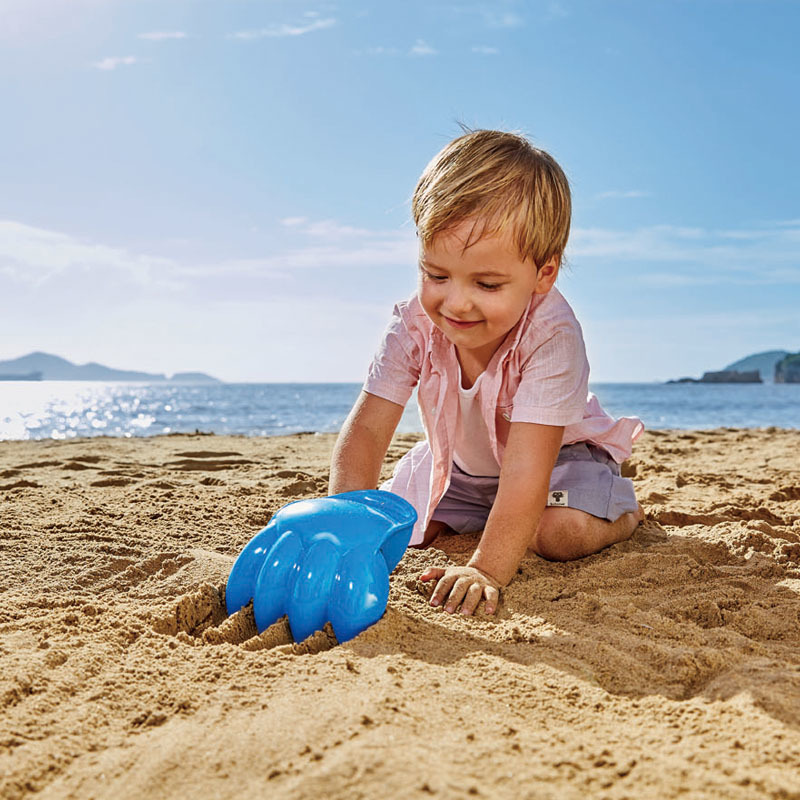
[{"left": 225, "top": 490, "right": 417, "bottom": 643}]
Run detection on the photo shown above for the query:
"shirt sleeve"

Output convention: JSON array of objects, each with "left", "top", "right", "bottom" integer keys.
[
  {"left": 362, "top": 302, "right": 422, "bottom": 407},
  {"left": 510, "top": 322, "right": 590, "bottom": 426}
]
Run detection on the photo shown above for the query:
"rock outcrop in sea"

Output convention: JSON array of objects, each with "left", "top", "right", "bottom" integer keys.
[
  {"left": 775, "top": 353, "right": 800, "bottom": 383},
  {"left": 668, "top": 369, "right": 762, "bottom": 384}
]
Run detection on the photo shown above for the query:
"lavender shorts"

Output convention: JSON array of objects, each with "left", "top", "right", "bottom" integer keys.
[{"left": 431, "top": 442, "right": 638, "bottom": 534}]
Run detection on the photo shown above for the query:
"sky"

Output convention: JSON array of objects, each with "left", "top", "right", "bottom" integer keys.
[{"left": 1, "top": 0, "right": 798, "bottom": 383}]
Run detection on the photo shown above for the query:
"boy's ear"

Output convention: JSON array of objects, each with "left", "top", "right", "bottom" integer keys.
[{"left": 533, "top": 255, "right": 560, "bottom": 294}]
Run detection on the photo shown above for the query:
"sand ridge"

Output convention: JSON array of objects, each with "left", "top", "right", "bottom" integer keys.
[{"left": 2, "top": 428, "right": 800, "bottom": 799}]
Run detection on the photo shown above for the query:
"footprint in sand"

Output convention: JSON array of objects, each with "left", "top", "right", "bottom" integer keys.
[
  {"left": 770, "top": 486, "right": 800, "bottom": 502},
  {"left": 167, "top": 456, "right": 256, "bottom": 472},
  {"left": 165, "top": 450, "right": 255, "bottom": 472},
  {"left": 90, "top": 477, "right": 135, "bottom": 487},
  {"left": 146, "top": 480, "right": 178, "bottom": 490},
  {"left": 1, "top": 478, "right": 41, "bottom": 489},
  {"left": 174, "top": 450, "right": 245, "bottom": 458},
  {"left": 61, "top": 456, "right": 105, "bottom": 470}
]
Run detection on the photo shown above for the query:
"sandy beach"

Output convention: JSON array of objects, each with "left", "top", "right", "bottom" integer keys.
[{"left": 2, "top": 427, "right": 800, "bottom": 799}]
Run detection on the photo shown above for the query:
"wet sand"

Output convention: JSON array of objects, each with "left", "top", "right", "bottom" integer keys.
[{"left": 2, "top": 427, "right": 800, "bottom": 799}]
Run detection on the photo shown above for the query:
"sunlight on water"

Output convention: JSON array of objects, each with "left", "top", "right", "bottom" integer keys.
[
  {"left": 0, "top": 381, "right": 797, "bottom": 441},
  {"left": 0, "top": 381, "right": 381, "bottom": 441},
  {"left": 0, "top": 382, "right": 165, "bottom": 440}
]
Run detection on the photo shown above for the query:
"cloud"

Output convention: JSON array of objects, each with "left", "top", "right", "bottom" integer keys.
[
  {"left": 138, "top": 31, "right": 188, "bottom": 41},
  {"left": 483, "top": 10, "right": 524, "bottom": 28},
  {"left": 568, "top": 220, "right": 800, "bottom": 283},
  {"left": 0, "top": 220, "right": 178, "bottom": 288},
  {"left": 228, "top": 17, "right": 335, "bottom": 40},
  {"left": 357, "top": 42, "right": 438, "bottom": 58},
  {"left": 597, "top": 190, "right": 652, "bottom": 199},
  {"left": 280, "top": 217, "right": 309, "bottom": 228},
  {"left": 279, "top": 217, "right": 374, "bottom": 238},
  {"left": 546, "top": 2, "right": 569, "bottom": 19},
  {"left": 91, "top": 56, "right": 139, "bottom": 71},
  {"left": 360, "top": 45, "right": 401, "bottom": 56},
  {"left": 0, "top": 0, "right": 114, "bottom": 41},
  {"left": 182, "top": 219, "right": 416, "bottom": 276},
  {"left": 472, "top": 45, "right": 499, "bottom": 55},
  {"left": 0, "top": 216, "right": 415, "bottom": 289},
  {"left": 7, "top": 215, "right": 797, "bottom": 297},
  {"left": 409, "top": 39, "right": 437, "bottom": 56}
]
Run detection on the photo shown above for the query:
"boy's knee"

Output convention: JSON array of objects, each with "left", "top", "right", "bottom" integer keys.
[{"left": 529, "top": 509, "right": 591, "bottom": 562}]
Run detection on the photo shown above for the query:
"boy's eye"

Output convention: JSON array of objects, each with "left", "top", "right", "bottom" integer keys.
[
  {"left": 478, "top": 282, "right": 502, "bottom": 290},
  {"left": 422, "top": 268, "right": 446, "bottom": 282}
]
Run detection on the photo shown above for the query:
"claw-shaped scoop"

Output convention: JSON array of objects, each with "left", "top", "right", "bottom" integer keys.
[{"left": 225, "top": 490, "right": 417, "bottom": 643}]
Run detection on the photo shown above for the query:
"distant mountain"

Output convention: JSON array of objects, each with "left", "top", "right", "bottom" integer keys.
[
  {"left": 0, "top": 352, "right": 222, "bottom": 383},
  {"left": 723, "top": 350, "right": 790, "bottom": 383}
]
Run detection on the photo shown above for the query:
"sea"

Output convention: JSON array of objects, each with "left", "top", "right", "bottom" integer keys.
[{"left": 0, "top": 381, "right": 798, "bottom": 441}]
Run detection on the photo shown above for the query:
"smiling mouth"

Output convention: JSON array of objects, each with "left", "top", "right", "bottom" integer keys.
[{"left": 443, "top": 316, "right": 482, "bottom": 329}]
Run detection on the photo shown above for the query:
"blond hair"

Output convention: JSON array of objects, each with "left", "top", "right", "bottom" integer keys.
[{"left": 412, "top": 128, "right": 571, "bottom": 268}]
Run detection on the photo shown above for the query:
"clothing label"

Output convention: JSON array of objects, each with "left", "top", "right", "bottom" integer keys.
[{"left": 547, "top": 490, "right": 569, "bottom": 507}]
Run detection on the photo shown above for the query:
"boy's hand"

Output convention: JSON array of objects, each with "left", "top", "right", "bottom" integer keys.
[{"left": 420, "top": 566, "right": 501, "bottom": 616}]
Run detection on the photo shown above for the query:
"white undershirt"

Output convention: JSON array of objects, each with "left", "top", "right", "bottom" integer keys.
[{"left": 452, "top": 367, "right": 501, "bottom": 478}]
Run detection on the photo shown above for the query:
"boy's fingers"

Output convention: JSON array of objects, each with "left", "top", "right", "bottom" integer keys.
[
  {"left": 460, "top": 582, "right": 484, "bottom": 616},
  {"left": 420, "top": 568, "right": 444, "bottom": 582},
  {"left": 484, "top": 586, "right": 500, "bottom": 615},
  {"left": 430, "top": 575, "right": 456, "bottom": 607},
  {"left": 444, "top": 577, "right": 473, "bottom": 613}
]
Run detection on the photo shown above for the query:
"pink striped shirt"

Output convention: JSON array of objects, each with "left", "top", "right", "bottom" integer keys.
[{"left": 364, "top": 288, "right": 644, "bottom": 545}]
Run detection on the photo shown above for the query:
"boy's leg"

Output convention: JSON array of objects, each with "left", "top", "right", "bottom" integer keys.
[
  {"left": 524, "top": 441, "right": 642, "bottom": 561},
  {"left": 415, "top": 519, "right": 454, "bottom": 548},
  {"left": 528, "top": 504, "right": 644, "bottom": 562}
]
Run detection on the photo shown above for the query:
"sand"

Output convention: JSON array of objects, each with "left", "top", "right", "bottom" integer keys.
[{"left": 2, "top": 427, "right": 800, "bottom": 799}]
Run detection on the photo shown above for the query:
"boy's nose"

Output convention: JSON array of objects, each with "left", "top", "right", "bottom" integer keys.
[{"left": 444, "top": 285, "right": 473, "bottom": 315}]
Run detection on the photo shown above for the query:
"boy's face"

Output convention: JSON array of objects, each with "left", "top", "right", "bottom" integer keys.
[{"left": 418, "top": 218, "right": 558, "bottom": 366}]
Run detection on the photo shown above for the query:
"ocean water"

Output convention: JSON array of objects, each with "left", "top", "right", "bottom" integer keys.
[{"left": 0, "top": 381, "right": 798, "bottom": 441}]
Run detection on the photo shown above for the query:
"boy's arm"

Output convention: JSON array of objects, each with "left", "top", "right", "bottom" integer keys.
[
  {"left": 469, "top": 421, "right": 564, "bottom": 585},
  {"left": 329, "top": 390, "right": 405, "bottom": 494},
  {"left": 422, "top": 422, "right": 563, "bottom": 614}
]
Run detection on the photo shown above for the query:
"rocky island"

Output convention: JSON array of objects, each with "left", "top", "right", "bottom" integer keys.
[
  {"left": 667, "top": 369, "right": 762, "bottom": 384},
  {"left": 668, "top": 349, "right": 800, "bottom": 384},
  {"left": 775, "top": 353, "right": 800, "bottom": 383}
]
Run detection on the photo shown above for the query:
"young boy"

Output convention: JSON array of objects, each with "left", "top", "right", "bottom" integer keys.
[{"left": 329, "top": 129, "right": 643, "bottom": 616}]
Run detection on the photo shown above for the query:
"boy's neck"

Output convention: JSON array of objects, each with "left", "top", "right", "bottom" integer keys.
[
  {"left": 456, "top": 348, "right": 485, "bottom": 390},
  {"left": 455, "top": 340, "right": 504, "bottom": 389}
]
